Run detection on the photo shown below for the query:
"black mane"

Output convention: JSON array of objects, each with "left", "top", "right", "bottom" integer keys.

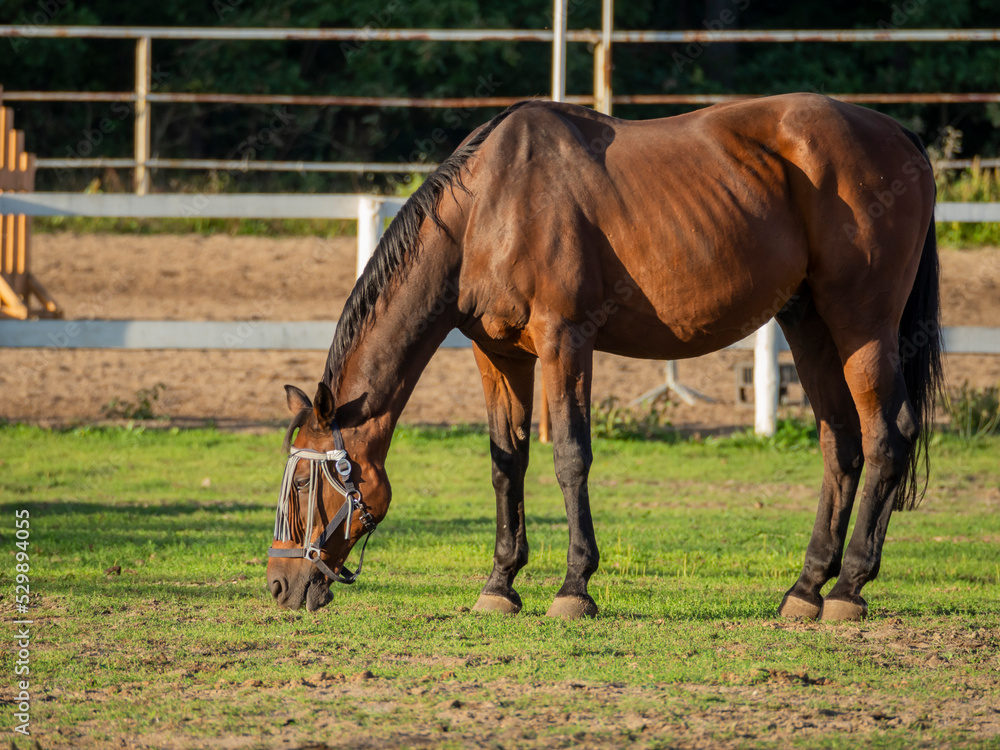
[{"left": 321, "top": 101, "right": 534, "bottom": 390}]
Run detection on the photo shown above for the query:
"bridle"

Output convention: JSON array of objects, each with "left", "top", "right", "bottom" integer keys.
[{"left": 267, "top": 421, "right": 376, "bottom": 585}]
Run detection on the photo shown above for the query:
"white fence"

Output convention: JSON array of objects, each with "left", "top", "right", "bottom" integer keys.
[{"left": 2, "top": 192, "right": 999, "bottom": 434}]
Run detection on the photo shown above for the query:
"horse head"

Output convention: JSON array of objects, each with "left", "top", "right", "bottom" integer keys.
[{"left": 266, "top": 382, "right": 388, "bottom": 611}]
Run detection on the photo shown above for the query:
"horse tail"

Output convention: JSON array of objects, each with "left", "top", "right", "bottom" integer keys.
[{"left": 895, "top": 132, "right": 943, "bottom": 511}]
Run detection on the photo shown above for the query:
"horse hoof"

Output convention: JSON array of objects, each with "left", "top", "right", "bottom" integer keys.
[
  {"left": 778, "top": 593, "right": 821, "bottom": 620},
  {"left": 820, "top": 598, "right": 868, "bottom": 621},
  {"left": 473, "top": 594, "right": 521, "bottom": 615},
  {"left": 545, "top": 596, "right": 598, "bottom": 619}
]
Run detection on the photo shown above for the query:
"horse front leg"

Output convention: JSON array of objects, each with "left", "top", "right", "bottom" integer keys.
[
  {"left": 471, "top": 345, "right": 535, "bottom": 614},
  {"left": 538, "top": 328, "right": 599, "bottom": 619}
]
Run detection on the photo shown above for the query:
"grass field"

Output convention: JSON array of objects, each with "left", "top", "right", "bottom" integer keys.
[{"left": 1, "top": 423, "right": 998, "bottom": 749}]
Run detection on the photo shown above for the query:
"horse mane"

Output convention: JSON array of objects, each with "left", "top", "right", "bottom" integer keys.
[{"left": 321, "top": 100, "right": 535, "bottom": 391}]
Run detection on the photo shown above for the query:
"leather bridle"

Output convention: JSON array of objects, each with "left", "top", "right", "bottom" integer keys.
[{"left": 268, "top": 421, "right": 376, "bottom": 585}]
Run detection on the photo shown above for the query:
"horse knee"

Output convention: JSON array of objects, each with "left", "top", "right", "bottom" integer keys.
[{"left": 553, "top": 443, "right": 592, "bottom": 489}]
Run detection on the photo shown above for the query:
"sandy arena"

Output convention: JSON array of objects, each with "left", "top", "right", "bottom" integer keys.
[{"left": 2, "top": 233, "right": 998, "bottom": 429}]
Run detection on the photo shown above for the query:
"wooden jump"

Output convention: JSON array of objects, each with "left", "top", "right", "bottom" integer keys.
[{"left": 0, "top": 86, "right": 60, "bottom": 319}]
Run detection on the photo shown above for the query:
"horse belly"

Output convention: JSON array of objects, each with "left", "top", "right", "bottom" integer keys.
[
  {"left": 593, "top": 234, "right": 805, "bottom": 360},
  {"left": 587, "top": 126, "right": 806, "bottom": 359}
]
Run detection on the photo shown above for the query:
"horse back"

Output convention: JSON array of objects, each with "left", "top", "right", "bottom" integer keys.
[{"left": 457, "top": 95, "right": 933, "bottom": 359}]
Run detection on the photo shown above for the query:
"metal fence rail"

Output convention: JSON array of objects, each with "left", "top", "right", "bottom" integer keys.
[
  {"left": 2, "top": 23, "right": 1000, "bottom": 188},
  {"left": 3, "top": 24, "right": 1000, "bottom": 42}
]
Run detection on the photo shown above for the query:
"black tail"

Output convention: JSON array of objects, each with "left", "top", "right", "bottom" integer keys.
[{"left": 896, "top": 193, "right": 944, "bottom": 511}]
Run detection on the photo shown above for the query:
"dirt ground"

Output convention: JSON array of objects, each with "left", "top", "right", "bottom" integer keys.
[
  {"left": 39, "top": 620, "right": 1000, "bottom": 749},
  {"left": 2, "top": 233, "right": 999, "bottom": 428}
]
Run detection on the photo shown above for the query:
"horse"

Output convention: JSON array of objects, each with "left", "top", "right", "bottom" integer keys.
[{"left": 266, "top": 93, "right": 942, "bottom": 620}]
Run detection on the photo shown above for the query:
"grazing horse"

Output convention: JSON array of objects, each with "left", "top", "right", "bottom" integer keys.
[{"left": 267, "top": 93, "right": 941, "bottom": 620}]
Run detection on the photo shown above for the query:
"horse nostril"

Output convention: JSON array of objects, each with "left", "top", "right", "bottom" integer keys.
[{"left": 269, "top": 578, "right": 284, "bottom": 599}]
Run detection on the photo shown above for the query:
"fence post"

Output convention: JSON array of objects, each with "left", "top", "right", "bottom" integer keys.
[
  {"left": 593, "top": 0, "right": 613, "bottom": 114},
  {"left": 551, "top": 0, "right": 567, "bottom": 102},
  {"left": 356, "top": 196, "right": 385, "bottom": 279},
  {"left": 0, "top": 96, "right": 59, "bottom": 319},
  {"left": 134, "top": 36, "right": 152, "bottom": 196},
  {"left": 754, "top": 319, "right": 779, "bottom": 436}
]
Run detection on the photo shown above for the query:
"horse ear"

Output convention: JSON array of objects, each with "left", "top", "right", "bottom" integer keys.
[
  {"left": 314, "top": 381, "right": 336, "bottom": 426},
  {"left": 284, "top": 385, "right": 312, "bottom": 414}
]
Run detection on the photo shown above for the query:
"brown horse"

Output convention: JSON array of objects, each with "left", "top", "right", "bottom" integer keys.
[{"left": 267, "top": 93, "right": 941, "bottom": 620}]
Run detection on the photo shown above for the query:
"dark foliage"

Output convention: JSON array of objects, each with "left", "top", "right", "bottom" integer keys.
[{"left": 3, "top": 0, "right": 1000, "bottom": 192}]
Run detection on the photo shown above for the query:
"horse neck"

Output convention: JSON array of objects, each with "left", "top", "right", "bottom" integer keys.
[{"left": 332, "top": 235, "right": 460, "bottom": 456}]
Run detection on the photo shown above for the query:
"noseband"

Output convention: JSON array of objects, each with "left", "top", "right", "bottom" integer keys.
[{"left": 268, "top": 422, "right": 376, "bottom": 585}]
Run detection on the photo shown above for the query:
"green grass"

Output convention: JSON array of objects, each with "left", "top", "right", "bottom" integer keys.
[
  {"left": 34, "top": 215, "right": 356, "bottom": 238},
  {"left": 936, "top": 164, "right": 1000, "bottom": 247},
  {"left": 1, "top": 423, "right": 998, "bottom": 748}
]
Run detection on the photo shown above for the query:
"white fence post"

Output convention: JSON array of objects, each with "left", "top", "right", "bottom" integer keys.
[
  {"left": 356, "top": 195, "right": 385, "bottom": 279},
  {"left": 754, "top": 318, "right": 780, "bottom": 436}
]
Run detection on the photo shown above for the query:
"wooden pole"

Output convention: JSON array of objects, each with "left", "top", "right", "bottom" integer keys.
[
  {"left": 134, "top": 36, "right": 152, "bottom": 196},
  {"left": 538, "top": 378, "right": 551, "bottom": 444},
  {"left": 593, "top": 0, "right": 613, "bottom": 114},
  {"left": 0, "top": 91, "right": 60, "bottom": 319}
]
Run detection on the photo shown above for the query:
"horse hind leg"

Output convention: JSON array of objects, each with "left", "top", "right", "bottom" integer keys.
[
  {"left": 820, "top": 334, "right": 920, "bottom": 620},
  {"left": 471, "top": 345, "right": 535, "bottom": 614},
  {"left": 777, "top": 300, "right": 864, "bottom": 620}
]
